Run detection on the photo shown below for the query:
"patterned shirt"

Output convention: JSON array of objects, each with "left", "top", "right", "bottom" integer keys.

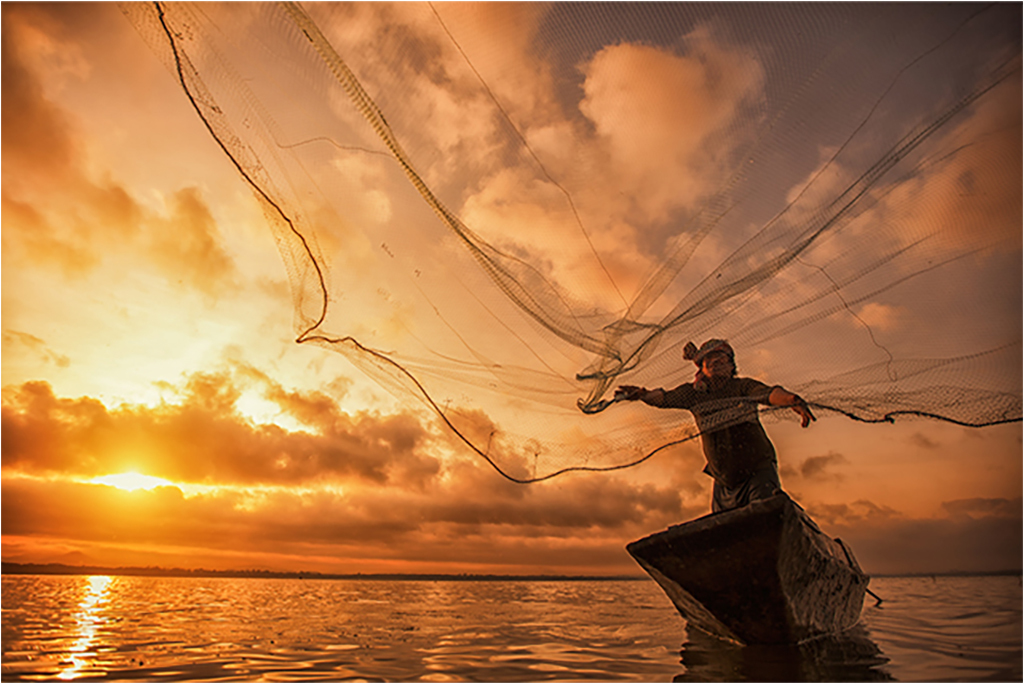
[{"left": 649, "top": 376, "right": 779, "bottom": 487}]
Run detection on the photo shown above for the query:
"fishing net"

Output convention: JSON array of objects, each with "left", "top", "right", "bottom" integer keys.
[{"left": 122, "top": 2, "right": 1021, "bottom": 482}]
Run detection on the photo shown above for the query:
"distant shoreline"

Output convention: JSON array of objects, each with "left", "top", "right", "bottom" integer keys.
[
  {"left": 2, "top": 561, "right": 1019, "bottom": 581},
  {"left": 0, "top": 562, "right": 646, "bottom": 582}
]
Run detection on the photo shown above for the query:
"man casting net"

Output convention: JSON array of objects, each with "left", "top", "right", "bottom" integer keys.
[{"left": 123, "top": 2, "right": 1022, "bottom": 483}]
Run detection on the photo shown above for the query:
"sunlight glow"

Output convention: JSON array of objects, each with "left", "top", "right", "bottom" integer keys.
[
  {"left": 92, "top": 472, "right": 173, "bottom": 492},
  {"left": 235, "top": 390, "right": 310, "bottom": 433}
]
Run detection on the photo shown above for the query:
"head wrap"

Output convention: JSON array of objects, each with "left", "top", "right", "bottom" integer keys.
[
  {"left": 683, "top": 339, "right": 735, "bottom": 389},
  {"left": 683, "top": 339, "right": 735, "bottom": 366}
]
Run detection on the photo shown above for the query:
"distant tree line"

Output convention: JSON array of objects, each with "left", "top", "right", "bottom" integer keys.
[{"left": 1, "top": 561, "right": 643, "bottom": 582}]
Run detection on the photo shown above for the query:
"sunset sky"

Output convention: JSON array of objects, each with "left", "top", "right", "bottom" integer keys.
[{"left": 2, "top": 2, "right": 1021, "bottom": 577}]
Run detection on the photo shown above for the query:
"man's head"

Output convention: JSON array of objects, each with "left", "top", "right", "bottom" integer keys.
[
  {"left": 683, "top": 339, "right": 736, "bottom": 378},
  {"left": 701, "top": 350, "right": 735, "bottom": 378}
]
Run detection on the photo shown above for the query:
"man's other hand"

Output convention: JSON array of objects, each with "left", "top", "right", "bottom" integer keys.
[{"left": 615, "top": 385, "right": 646, "bottom": 401}]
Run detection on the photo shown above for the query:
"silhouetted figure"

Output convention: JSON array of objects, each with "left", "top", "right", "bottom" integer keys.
[{"left": 617, "top": 339, "right": 814, "bottom": 513}]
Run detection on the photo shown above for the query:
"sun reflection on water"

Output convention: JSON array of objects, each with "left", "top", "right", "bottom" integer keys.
[{"left": 58, "top": 575, "right": 113, "bottom": 680}]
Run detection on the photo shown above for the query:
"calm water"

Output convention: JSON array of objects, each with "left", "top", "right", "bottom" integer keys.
[{"left": 1, "top": 574, "right": 1020, "bottom": 682}]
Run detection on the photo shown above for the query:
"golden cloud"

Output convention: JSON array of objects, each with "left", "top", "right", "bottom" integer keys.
[
  {"left": 1, "top": 370, "right": 702, "bottom": 573},
  {"left": 2, "top": 331, "right": 70, "bottom": 369},
  {"left": 147, "top": 187, "right": 240, "bottom": 299},
  {"left": 580, "top": 29, "right": 764, "bottom": 223},
  {"left": 1, "top": 369, "right": 693, "bottom": 514},
  {"left": 1, "top": 10, "right": 78, "bottom": 183},
  {"left": 1, "top": 374, "right": 439, "bottom": 488},
  {"left": 2, "top": 6, "right": 238, "bottom": 298}
]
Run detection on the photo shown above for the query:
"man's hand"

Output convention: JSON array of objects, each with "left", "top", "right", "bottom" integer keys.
[
  {"left": 615, "top": 385, "right": 647, "bottom": 401},
  {"left": 792, "top": 401, "right": 816, "bottom": 428},
  {"left": 769, "top": 387, "right": 816, "bottom": 428}
]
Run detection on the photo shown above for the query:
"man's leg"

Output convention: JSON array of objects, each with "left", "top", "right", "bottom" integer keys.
[
  {"left": 711, "top": 479, "right": 744, "bottom": 513},
  {"left": 746, "top": 462, "right": 782, "bottom": 504},
  {"left": 712, "top": 463, "right": 782, "bottom": 512}
]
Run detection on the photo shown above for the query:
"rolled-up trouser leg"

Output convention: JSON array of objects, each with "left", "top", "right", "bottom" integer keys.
[{"left": 711, "top": 462, "right": 782, "bottom": 513}]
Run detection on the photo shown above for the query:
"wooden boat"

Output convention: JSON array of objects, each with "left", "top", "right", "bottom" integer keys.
[{"left": 626, "top": 493, "right": 869, "bottom": 645}]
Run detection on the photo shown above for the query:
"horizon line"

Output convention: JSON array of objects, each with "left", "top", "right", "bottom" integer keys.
[
  {"left": 2, "top": 561, "right": 1021, "bottom": 581},
  {"left": 0, "top": 561, "right": 647, "bottom": 581}
]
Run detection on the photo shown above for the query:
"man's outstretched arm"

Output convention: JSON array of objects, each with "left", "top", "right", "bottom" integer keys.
[
  {"left": 769, "top": 387, "right": 816, "bottom": 427},
  {"left": 615, "top": 385, "right": 666, "bottom": 406}
]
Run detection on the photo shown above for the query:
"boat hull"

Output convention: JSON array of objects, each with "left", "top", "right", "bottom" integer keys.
[{"left": 627, "top": 494, "right": 869, "bottom": 645}]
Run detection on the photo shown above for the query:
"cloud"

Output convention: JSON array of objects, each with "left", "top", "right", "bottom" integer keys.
[
  {"left": 941, "top": 497, "right": 1020, "bottom": 520},
  {"left": 1, "top": 373, "right": 441, "bottom": 489},
  {"left": 795, "top": 66, "right": 1022, "bottom": 276},
  {"left": 908, "top": 431, "right": 939, "bottom": 450},
  {"left": 428, "top": 2, "right": 554, "bottom": 127},
  {"left": 799, "top": 451, "right": 848, "bottom": 481},
  {"left": 0, "top": 368, "right": 703, "bottom": 573},
  {"left": 2, "top": 7, "right": 134, "bottom": 253},
  {"left": 305, "top": 5, "right": 769, "bottom": 312},
  {"left": 455, "top": 25, "right": 768, "bottom": 312},
  {"left": 1, "top": 10, "right": 79, "bottom": 183},
  {"left": 2, "top": 330, "right": 70, "bottom": 368},
  {"left": 853, "top": 302, "right": 905, "bottom": 332},
  {"left": 1, "top": 190, "right": 99, "bottom": 277},
  {"left": 2, "top": 372, "right": 1017, "bottom": 576},
  {"left": 761, "top": 51, "right": 1021, "bottom": 363},
  {"left": 806, "top": 496, "right": 1022, "bottom": 575},
  {"left": 809, "top": 499, "right": 901, "bottom": 528},
  {"left": 0, "top": 467, "right": 687, "bottom": 574},
  {"left": 579, "top": 28, "right": 764, "bottom": 224},
  {"left": 0, "top": 372, "right": 691, "bottom": 521},
  {"left": 147, "top": 187, "right": 240, "bottom": 298},
  {"left": 423, "top": 457, "right": 684, "bottom": 531},
  {"left": 839, "top": 515, "right": 1021, "bottom": 576},
  {"left": 1, "top": 6, "right": 238, "bottom": 298},
  {"left": 887, "top": 75, "right": 1022, "bottom": 254},
  {"left": 311, "top": 2, "right": 517, "bottom": 185}
]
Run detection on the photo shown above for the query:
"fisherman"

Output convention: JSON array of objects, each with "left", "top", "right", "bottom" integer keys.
[{"left": 615, "top": 339, "right": 815, "bottom": 513}]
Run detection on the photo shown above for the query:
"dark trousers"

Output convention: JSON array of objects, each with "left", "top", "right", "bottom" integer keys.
[{"left": 711, "top": 462, "right": 782, "bottom": 513}]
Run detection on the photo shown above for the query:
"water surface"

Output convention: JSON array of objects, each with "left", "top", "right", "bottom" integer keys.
[{"left": 2, "top": 574, "right": 1020, "bottom": 681}]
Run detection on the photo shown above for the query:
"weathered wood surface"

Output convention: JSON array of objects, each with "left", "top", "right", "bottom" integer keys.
[{"left": 627, "top": 494, "right": 869, "bottom": 645}]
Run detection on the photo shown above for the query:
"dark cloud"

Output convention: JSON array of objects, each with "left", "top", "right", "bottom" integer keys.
[
  {"left": 423, "top": 457, "right": 685, "bottom": 531},
  {"left": 908, "top": 432, "right": 939, "bottom": 450},
  {"left": 942, "top": 497, "right": 1021, "bottom": 519},
  {"left": 807, "top": 497, "right": 1022, "bottom": 575},
  {"left": 799, "top": 451, "right": 848, "bottom": 481},
  {"left": 827, "top": 515, "right": 1022, "bottom": 576},
  {"left": 808, "top": 499, "right": 901, "bottom": 528},
  {"left": 2, "top": 476, "right": 219, "bottom": 546}
]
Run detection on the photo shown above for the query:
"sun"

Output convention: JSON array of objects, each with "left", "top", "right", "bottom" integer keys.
[{"left": 91, "top": 472, "right": 173, "bottom": 492}]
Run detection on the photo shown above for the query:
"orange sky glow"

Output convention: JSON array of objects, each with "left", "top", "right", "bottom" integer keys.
[{"left": 2, "top": 3, "right": 1021, "bottom": 577}]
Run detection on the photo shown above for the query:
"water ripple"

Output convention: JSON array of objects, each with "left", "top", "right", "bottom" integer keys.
[{"left": 2, "top": 574, "right": 1020, "bottom": 681}]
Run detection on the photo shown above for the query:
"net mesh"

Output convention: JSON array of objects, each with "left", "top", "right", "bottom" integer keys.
[{"left": 122, "top": 2, "right": 1021, "bottom": 482}]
